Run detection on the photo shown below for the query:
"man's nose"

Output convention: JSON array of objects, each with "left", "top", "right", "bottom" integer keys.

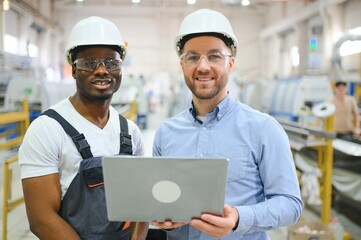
[{"left": 94, "top": 62, "right": 109, "bottom": 74}]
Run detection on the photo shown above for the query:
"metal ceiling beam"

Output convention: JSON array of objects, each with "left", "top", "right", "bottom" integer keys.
[
  {"left": 11, "top": 0, "right": 59, "bottom": 30},
  {"left": 259, "top": 0, "right": 348, "bottom": 39}
]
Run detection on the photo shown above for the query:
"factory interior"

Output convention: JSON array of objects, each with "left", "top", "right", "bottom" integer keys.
[{"left": 1, "top": 0, "right": 361, "bottom": 239}]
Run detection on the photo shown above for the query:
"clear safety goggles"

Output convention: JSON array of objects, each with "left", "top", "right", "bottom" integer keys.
[
  {"left": 74, "top": 58, "right": 122, "bottom": 72},
  {"left": 179, "top": 51, "right": 232, "bottom": 66}
]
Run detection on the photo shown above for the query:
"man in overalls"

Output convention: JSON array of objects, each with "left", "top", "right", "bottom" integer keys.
[{"left": 19, "top": 16, "right": 148, "bottom": 239}]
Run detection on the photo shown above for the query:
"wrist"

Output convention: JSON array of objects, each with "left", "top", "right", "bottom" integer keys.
[
  {"left": 232, "top": 219, "right": 239, "bottom": 231},
  {"left": 232, "top": 206, "right": 239, "bottom": 231},
  {"left": 161, "top": 228, "right": 175, "bottom": 232}
]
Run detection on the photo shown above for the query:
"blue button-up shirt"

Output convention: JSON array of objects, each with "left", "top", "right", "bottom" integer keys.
[{"left": 153, "top": 94, "right": 303, "bottom": 240}]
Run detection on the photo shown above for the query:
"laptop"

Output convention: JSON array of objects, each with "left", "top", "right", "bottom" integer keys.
[{"left": 102, "top": 156, "right": 229, "bottom": 222}]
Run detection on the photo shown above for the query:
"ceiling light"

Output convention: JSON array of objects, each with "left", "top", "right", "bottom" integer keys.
[
  {"left": 187, "top": 0, "right": 196, "bottom": 5},
  {"left": 290, "top": 46, "right": 300, "bottom": 67},
  {"left": 3, "top": 0, "right": 10, "bottom": 11},
  {"left": 348, "top": 27, "right": 361, "bottom": 35},
  {"left": 241, "top": 0, "right": 250, "bottom": 6},
  {"left": 222, "top": 0, "right": 238, "bottom": 5},
  {"left": 132, "top": 0, "right": 140, "bottom": 3},
  {"left": 76, "top": 0, "right": 84, "bottom": 2},
  {"left": 340, "top": 40, "right": 361, "bottom": 56}
]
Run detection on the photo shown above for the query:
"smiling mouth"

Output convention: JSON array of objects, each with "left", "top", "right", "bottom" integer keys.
[
  {"left": 196, "top": 77, "right": 213, "bottom": 81},
  {"left": 92, "top": 80, "right": 112, "bottom": 86}
]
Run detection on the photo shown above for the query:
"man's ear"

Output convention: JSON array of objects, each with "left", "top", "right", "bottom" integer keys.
[
  {"left": 72, "top": 65, "right": 76, "bottom": 78},
  {"left": 180, "top": 60, "right": 186, "bottom": 72},
  {"left": 228, "top": 56, "right": 235, "bottom": 72}
]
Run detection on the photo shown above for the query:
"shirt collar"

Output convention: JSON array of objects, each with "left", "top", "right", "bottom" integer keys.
[
  {"left": 188, "top": 94, "right": 234, "bottom": 124},
  {"left": 189, "top": 101, "right": 203, "bottom": 124}
]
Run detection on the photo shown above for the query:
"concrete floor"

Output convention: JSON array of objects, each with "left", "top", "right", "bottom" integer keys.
[{"left": 1, "top": 106, "right": 361, "bottom": 239}]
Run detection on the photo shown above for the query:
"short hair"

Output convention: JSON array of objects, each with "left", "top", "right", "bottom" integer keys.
[
  {"left": 178, "top": 32, "right": 235, "bottom": 54},
  {"left": 335, "top": 81, "right": 347, "bottom": 87}
]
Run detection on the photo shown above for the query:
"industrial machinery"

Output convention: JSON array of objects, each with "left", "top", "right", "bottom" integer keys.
[
  {"left": 239, "top": 78, "right": 276, "bottom": 113},
  {"left": 2, "top": 71, "right": 42, "bottom": 114},
  {"left": 331, "top": 138, "right": 361, "bottom": 225},
  {"left": 239, "top": 75, "right": 361, "bottom": 227},
  {"left": 269, "top": 75, "right": 333, "bottom": 123}
]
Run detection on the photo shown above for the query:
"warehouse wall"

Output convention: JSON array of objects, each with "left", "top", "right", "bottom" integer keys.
[
  {"left": 259, "top": 0, "right": 361, "bottom": 80},
  {"left": 1, "top": 0, "right": 361, "bottom": 83},
  {"left": 1, "top": 1, "right": 266, "bottom": 81},
  {"left": 57, "top": 7, "right": 264, "bottom": 79}
]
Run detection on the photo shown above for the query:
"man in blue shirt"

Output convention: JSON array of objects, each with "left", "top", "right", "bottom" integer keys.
[{"left": 151, "top": 9, "right": 303, "bottom": 240}]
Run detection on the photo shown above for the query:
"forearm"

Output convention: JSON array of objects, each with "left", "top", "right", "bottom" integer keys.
[
  {"left": 29, "top": 213, "right": 80, "bottom": 240},
  {"left": 22, "top": 175, "right": 80, "bottom": 240},
  {"left": 353, "top": 101, "right": 360, "bottom": 130},
  {"left": 355, "top": 115, "right": 360, "bottom": 129},
  {"left": 353, "top": 115, "right": 360, "bottom": 136},
  {"left": 131, "top": 222, "right": 149, "bottom": 240}
]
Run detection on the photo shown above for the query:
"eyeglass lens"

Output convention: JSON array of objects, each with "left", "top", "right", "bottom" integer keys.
[
  {"left": 181, "top": 52, "right": 231, "bottom": 65},
  {"left": 74, "top": 58, "right": 122, "bottom": 71}
]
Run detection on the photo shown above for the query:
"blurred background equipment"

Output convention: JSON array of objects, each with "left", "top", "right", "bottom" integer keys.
[{"left": 1, "top": 0, "right": 361, "bottom": 239}]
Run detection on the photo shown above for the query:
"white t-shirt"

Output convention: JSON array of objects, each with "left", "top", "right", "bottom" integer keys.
[{"left": 19, "top": 98, "right": 145, "bottom": 198}]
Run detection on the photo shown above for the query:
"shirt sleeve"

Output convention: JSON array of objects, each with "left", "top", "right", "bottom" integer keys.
[
  {"left": 152, "top": 126, "right": 162, "bottom": 156},
  {"left": 233, "top": 117, "right": 303, "bottom": 233},
  {"left": 18, "top": 116, "right": 62, "bottom": 179},
  {"left": 127, "top": 119, "right": 145, "bottom": 156}
]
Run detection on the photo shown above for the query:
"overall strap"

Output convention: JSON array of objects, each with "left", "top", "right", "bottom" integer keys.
[
  {"left": 42, "top": 109, "right": 93, "bottom": 159},
  {"left": 118, "top": 114, "right": 133, "bottom": 155}
]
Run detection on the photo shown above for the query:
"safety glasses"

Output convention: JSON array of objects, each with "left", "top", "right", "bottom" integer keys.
[
  {"left": 179, "top": 51, "right": 231, "bottom": 66},
  {"left": 74, "top": 58, "right": 122, "bottom": 72}
]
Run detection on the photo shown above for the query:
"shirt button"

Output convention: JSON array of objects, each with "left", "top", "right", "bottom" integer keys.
[
  {"left": 203, "top": 127, "right": 207, "bottom": 130},
  {"left": 218, "top": 114, "right": 222, "bottom": 118}
]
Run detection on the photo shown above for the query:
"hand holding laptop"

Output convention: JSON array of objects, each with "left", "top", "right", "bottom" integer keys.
[
  {"left": 150, "top": 220, "right": 187, "bottom": 230},
  {"left": 151, "top": 204, "right": 239, "bottom": 238}
]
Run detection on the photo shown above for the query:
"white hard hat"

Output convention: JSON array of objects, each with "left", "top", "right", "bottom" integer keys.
[
  {"left": 65, "top": 16, "right": 127, "bottom": 65},
  {"left": 175, "top": 9, "right": 238, "bottom": 57}
]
